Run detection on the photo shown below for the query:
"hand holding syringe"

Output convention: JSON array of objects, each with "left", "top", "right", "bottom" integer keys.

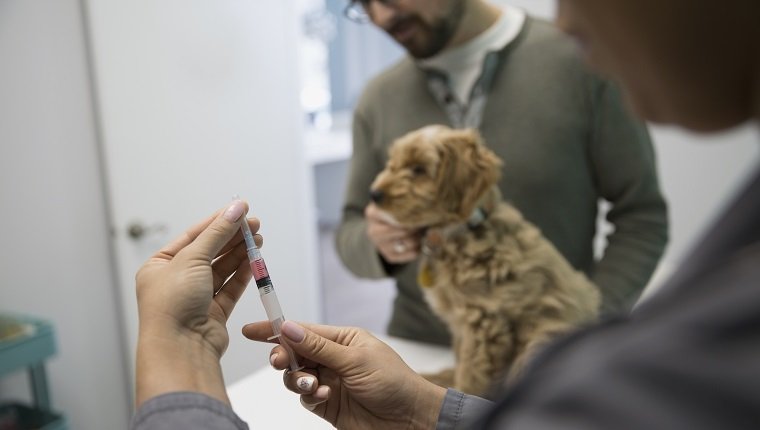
[{"left": 240, "top": 209, "right": 303, "bottom": 372}]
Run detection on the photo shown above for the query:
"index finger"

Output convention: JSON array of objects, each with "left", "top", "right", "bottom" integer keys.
[{"left": 242, "top": 321, "right": 354, "bottom": 345}]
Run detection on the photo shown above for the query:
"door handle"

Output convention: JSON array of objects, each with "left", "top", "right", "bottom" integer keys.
[{"left": 126, "top": 222, "right": 167, "bottom": 240}]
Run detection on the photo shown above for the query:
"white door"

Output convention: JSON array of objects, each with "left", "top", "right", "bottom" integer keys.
[{"left": 85, "top": 0, "right": 321, "bottom": 390}]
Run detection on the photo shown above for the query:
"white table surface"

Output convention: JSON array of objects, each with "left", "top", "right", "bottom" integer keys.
[{"left": 228, "top": 334, "right": 454, "bottom": 429}]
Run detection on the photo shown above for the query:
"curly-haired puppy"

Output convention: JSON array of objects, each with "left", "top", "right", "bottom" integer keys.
[{"left": 370, "top": 125, "right": 600, "bottom": 397}]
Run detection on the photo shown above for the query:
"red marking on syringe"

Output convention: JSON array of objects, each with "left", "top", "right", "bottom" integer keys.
[{"left": 251, "top": 258, "right": 270, "bottom": 281}]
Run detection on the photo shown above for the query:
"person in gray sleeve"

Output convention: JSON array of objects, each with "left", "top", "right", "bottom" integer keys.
[
  {"left": 132, "top": 0, "right": 759, "bottom": 426},
  {"left": 335, "top": 0, "right": 668, "bottom": 345}
]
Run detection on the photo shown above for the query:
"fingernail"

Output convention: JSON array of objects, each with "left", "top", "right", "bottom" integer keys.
[
  {"left": 282, "top": 321, "right": 305, "bottom": 343},
  {"left": 300, "top": 397, "right": 317, "bottom": 411},
  {"left": 223, "top": 200, "right": 245, "bottom": 222},
  {"left": 297, "top": 376, "right": 315, "bottom": 392},
  {"left": 269, "top": 353, "right": 278, "bottom": 368},
  {"left": 314, "top": 385, "right": 330, "bottom": 400}
]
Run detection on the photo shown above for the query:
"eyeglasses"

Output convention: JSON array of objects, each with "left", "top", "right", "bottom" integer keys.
[{"left": 343, "top": 0, "right": 399, "bottom": 24}]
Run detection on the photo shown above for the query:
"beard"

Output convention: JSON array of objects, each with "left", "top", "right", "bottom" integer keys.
[{"left": 389, "top": 2, "right": 465, "bottom": 59}]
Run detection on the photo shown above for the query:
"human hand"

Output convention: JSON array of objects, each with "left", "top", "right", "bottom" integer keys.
[
  {"left": 242, "top": 321, "right": 447, "bottom": 429},
  {"left": 135, "top": 200, "right": 262, "bottom": 406},
  {"left": 365, "top": 202, "right": 421, "bottom": 264}
]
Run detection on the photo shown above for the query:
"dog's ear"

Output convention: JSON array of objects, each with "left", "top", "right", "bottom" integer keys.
[{"left": 436, "top": 129, "right": 503, "bottom": 219}]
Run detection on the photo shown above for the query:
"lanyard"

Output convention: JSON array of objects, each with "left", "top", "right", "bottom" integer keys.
[{"left": 424, "top": 51, "right": 501, "bottom": 129}]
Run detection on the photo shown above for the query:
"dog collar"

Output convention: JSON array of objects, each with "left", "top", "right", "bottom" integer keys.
[
  {"left": 467, "top": 206, "right": 487, "bottom": 228},
  {"left": 422, "top": 205, "right": 489, "bottom": 257}
]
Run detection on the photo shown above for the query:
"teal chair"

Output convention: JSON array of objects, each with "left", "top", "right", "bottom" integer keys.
[{"left": 0, "top": 314, "right": 67, "bottom": 430}]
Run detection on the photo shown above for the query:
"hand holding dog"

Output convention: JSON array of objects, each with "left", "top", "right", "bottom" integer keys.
[
  {"left": 242, "top": 320, "right": 447, "bottom": 429},
  {"left": 365, "top": 202, "right": 421, "bottom": 264}
]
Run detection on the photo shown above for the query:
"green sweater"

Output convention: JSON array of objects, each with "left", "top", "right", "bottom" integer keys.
[{"left": 336, "top": 17, "right": 669, "bottom": 345}]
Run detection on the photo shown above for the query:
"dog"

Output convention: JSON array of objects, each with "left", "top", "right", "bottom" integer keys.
[{"left": 370, "top": 125, "right": 600, "bottom": 397}]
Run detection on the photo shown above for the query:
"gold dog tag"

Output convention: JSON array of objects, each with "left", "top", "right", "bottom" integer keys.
[{"left": 418, "top": 262, "right": 434, "bottom": 288}]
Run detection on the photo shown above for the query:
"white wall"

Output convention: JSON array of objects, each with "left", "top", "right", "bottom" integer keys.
[
  {"left": 496, "top": 0, "right": 556, "bottom": 18},
  {"left": 0, "top": 1, "right": 131, "bottom": 429},
  {"left": 648, "top": 124, "right": 759, "bottom": 273}
]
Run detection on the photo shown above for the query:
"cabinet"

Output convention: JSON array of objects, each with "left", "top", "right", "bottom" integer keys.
[{"left": 0, "top": 314, "right": 66, "bottom": 430}]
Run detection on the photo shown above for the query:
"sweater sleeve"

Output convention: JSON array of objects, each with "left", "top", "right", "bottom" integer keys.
[
  {"left": 436, "top": 389, "right": 494, "bottom": 430},
  {"left": 334, "top": 110, "right": 391, "bottom": 279},
  {"left": 130, "top": 392, "right": 248, "bottom": 430},
  {"left": 588, "top": 80, "right": 669, "bottom": 314}
]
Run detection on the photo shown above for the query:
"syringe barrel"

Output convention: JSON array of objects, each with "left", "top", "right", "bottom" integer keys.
[
  {"left": 236, "top": 208, "right": 302, "bottom": 371},
  {"left": 259, "top": 281, "right": 302, "bottom": 371},
  {"left": 258, "top": 281, "right": 285, "bottom": 322}
]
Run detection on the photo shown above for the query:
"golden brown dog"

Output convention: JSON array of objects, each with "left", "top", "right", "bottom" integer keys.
[{"left": 370, "top": 125, "right": 600, "bottom": 397}]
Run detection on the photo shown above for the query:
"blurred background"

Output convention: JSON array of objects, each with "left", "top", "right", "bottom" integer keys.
[{"left": 0, "top": 0, "right": 757, "bottom": 428}]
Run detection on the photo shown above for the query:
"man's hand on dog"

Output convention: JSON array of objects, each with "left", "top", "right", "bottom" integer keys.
[{"left": 365, "top": 203, "right": 420, "bottom": 264}]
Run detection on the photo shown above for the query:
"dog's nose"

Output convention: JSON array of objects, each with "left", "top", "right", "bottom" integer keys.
[{"left": 369, "top": 189, "right": 384, "bottom": 204}]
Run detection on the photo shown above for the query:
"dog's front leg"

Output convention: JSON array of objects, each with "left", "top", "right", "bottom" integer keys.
[{"left": 453, "top": 312, "right": 514, "bottom": 398}]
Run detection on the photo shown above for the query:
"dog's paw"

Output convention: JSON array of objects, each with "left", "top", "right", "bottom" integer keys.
[{"left": 420, "top": 368, "right": 455, "bottom": 388}]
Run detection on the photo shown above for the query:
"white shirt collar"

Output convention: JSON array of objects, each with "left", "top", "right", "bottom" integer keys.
[{"left": 418, "top": 6, "right": 526, "bottom": 73}]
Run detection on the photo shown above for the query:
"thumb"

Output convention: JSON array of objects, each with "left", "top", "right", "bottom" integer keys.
[
  {"left": 183, "top": 199, "right": 248, "bottom": 261},
  {"left": 281, "top": 321, "right": 351, "bottom": 371}
]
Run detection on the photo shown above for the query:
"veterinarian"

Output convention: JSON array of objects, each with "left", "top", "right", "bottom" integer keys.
[
  {"left": 335, "top": 0, "right": 669, "bottom": 345},
  {"left": 131, "top": 0, "right": 759, "bottom": 428}
]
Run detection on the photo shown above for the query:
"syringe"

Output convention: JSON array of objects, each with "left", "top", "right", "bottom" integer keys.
[{"left": 239, "top": 210, "right": 303, "bottom": 372}]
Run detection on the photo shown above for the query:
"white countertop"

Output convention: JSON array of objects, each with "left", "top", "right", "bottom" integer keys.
[{"left": 228, "top": 334, "right": 454, "bottom": 429}]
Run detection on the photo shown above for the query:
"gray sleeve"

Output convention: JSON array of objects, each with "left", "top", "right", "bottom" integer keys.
[
  {"left": 436, "top": 389, "right": 494, "bottom": 430},
  {"left": 130, "top": 392, "right": 248, "bottom": 430},
  {"left": 334, "top": 110, "right": 391, "bottom": 279},
  {"left": 588, "top": 80, "right": 669, "bottom": 313}
]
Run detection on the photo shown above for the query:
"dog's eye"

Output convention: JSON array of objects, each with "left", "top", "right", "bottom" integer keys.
[{"left": 411, "top": 165, "right": 426, "bottom": 176}]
